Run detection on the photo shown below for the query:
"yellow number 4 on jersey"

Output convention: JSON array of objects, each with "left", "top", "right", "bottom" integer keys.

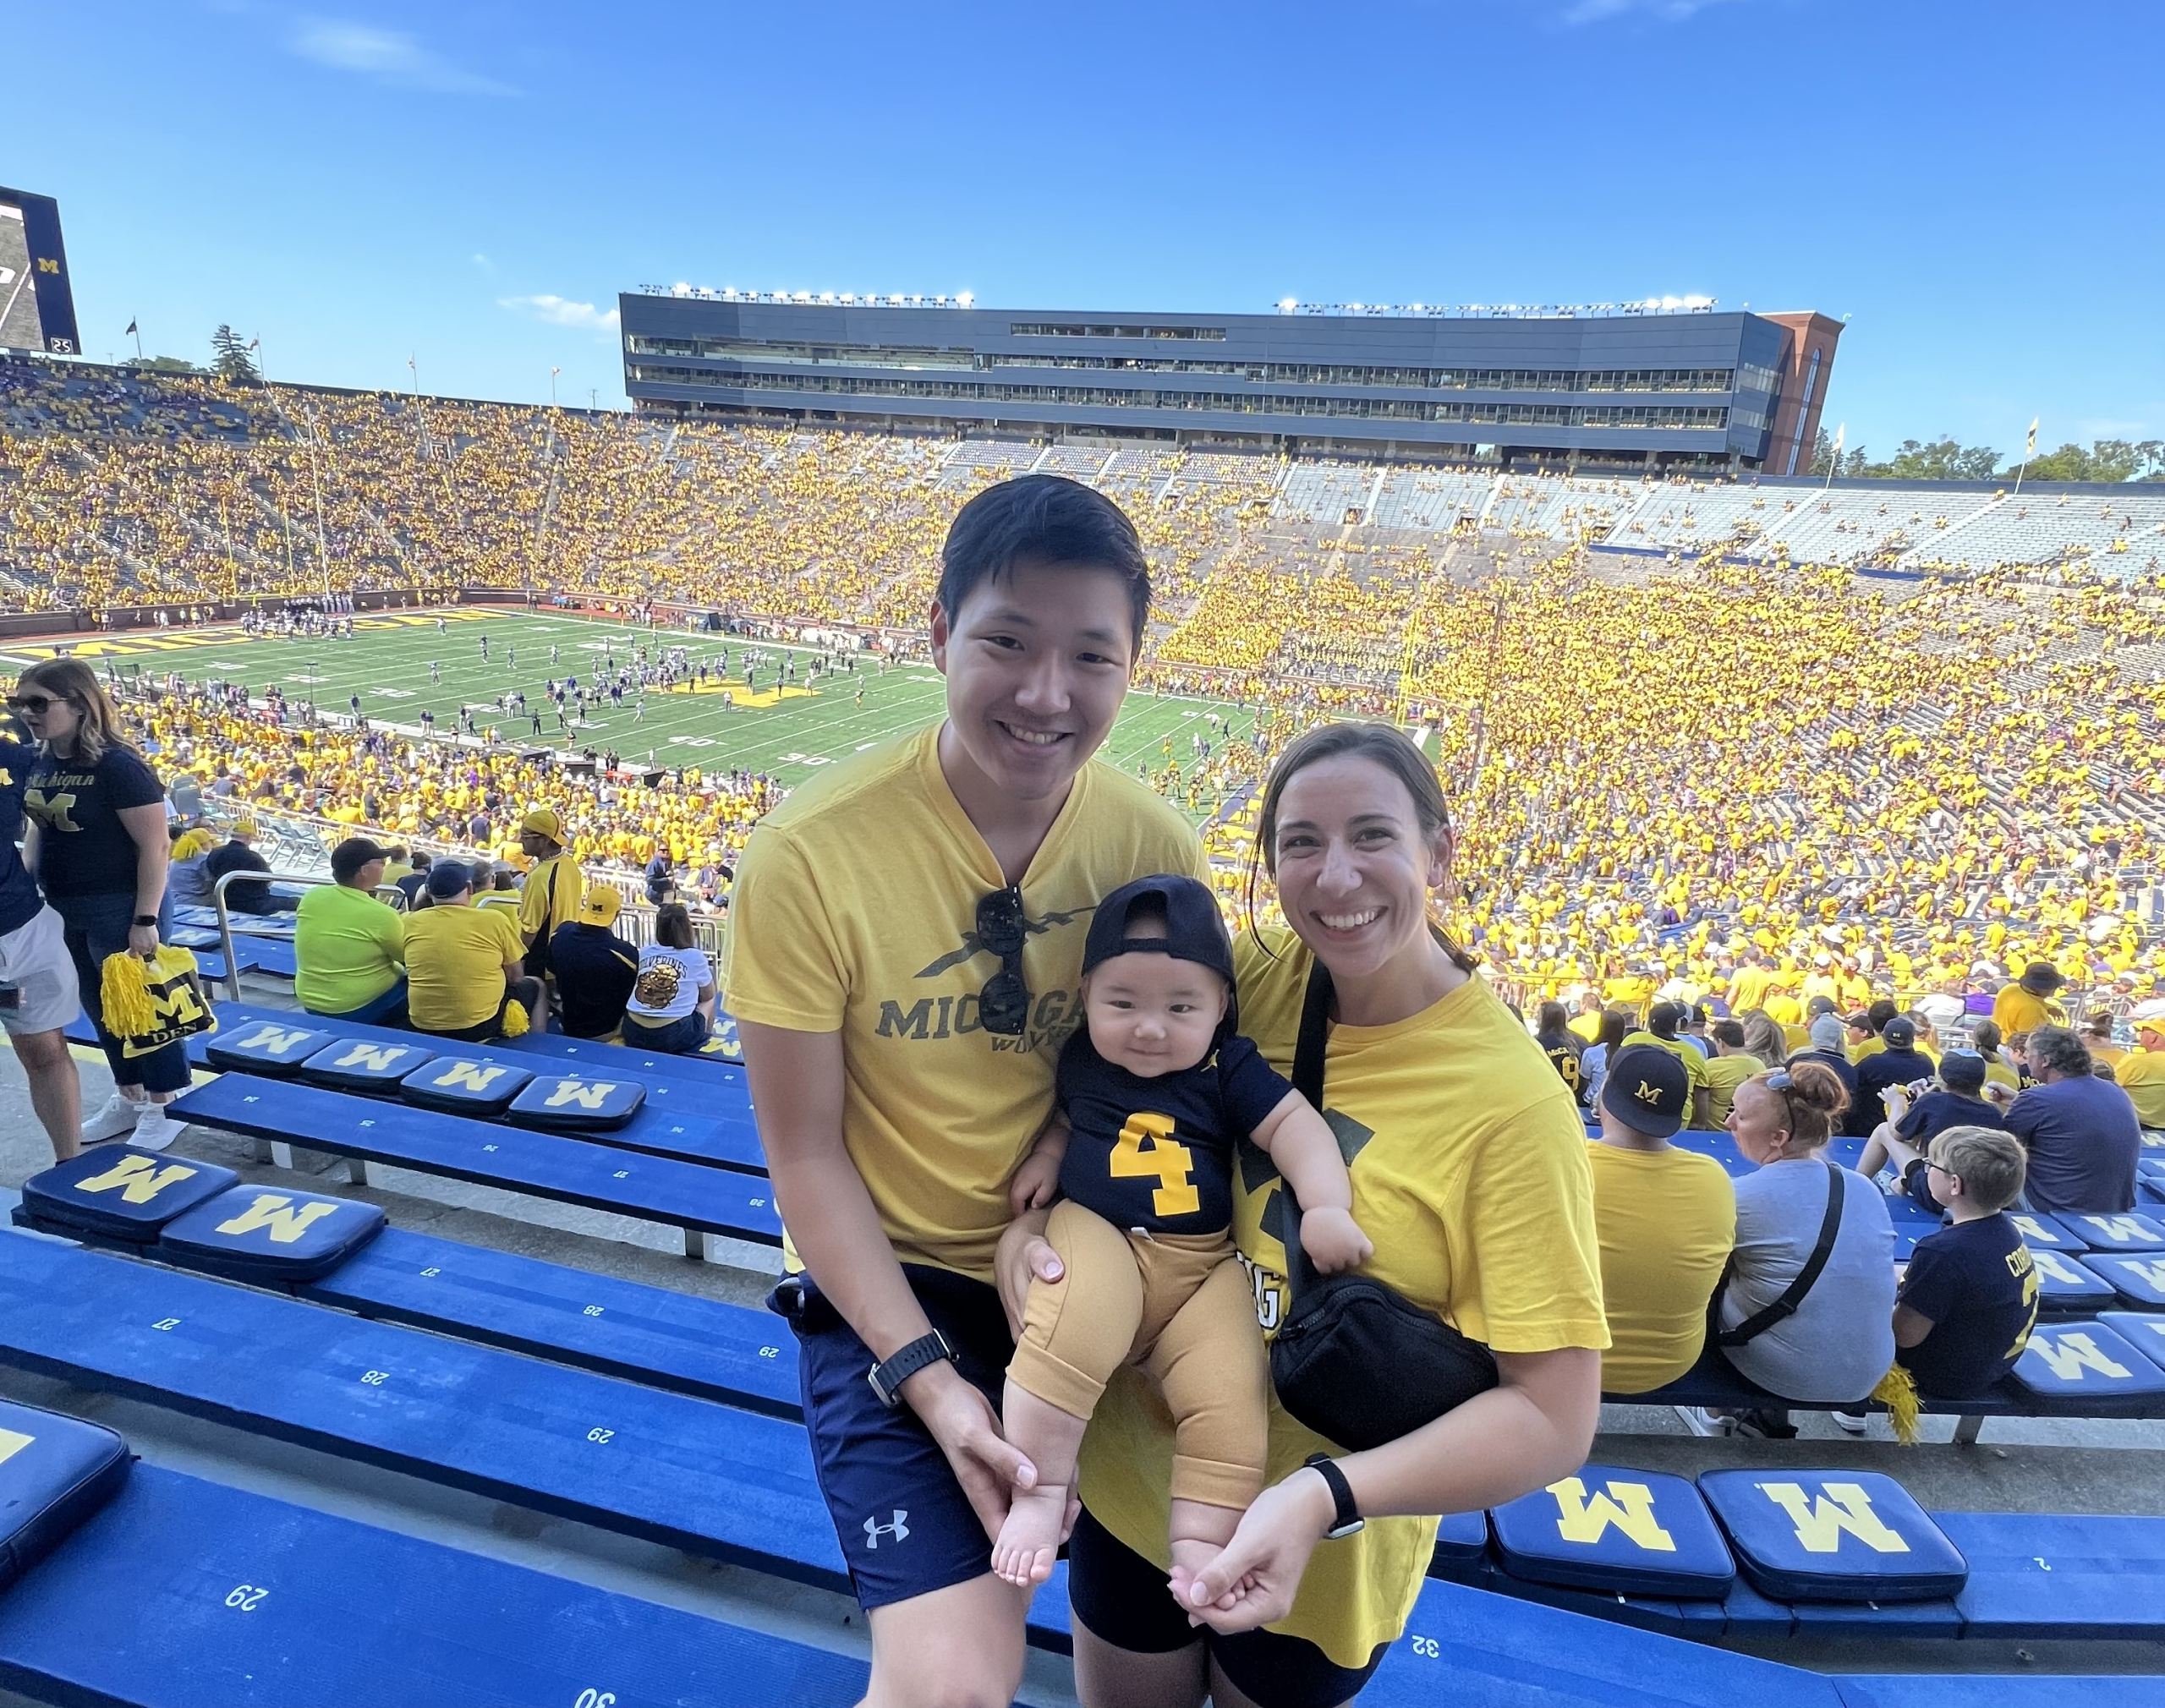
[{"left": 1110, "top": 1112, "right": 1199, "bottom": 1218}]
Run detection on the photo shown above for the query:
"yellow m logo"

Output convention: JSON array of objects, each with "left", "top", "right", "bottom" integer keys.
[
  {"left": 430, "top": 1062, "right": 508, "bottom": 1092},
  {"left": 213, "top": 1195, "right": 340, "bottom": 1245},
  {"left": 544, "top": 1081, "right": 617, "bottom": 1109},
  {"left": 2030, "top": 1332, "right": 2131, "bottom": 1382},
  {"left": 2077, "top": 1215, "right": 2158, "bottom": 1245},
  {"left": 335, "top": 1043, "right": 414, "bottom": 1070},
  {"left": 74, "top": 1152, "right": 200, "bottom": 1205},
  {"left": 1547, "top": 1476, "right": 1675, "bottom": 1552},
  {"left": 241, "top": 1025, "right": 315, "bottom": 1054},
  {"left": 1756, "top": 1482, "right": 1910, "bottom": 1555}
]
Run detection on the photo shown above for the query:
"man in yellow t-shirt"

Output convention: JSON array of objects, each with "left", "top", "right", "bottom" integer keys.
[
  {"left": 1586, "top": 1043, "right": 1735, "bottom": 1394},
  {"left": 2115, "top": 1002, "right": 2165, "bottom": 1128},
  {"left": 1696, "top": 1019, "right": 1765, "bottom": 1130},
  {"left": 1727, "top": 950, "right": 1772, "bottom": 1016},
  {"left": 1565, "top": 989, "right": 1606, "bottom": 1044},
  {"left": 404, "top": 862, "right": 539, "bottom": 1040},
  {"left": 1993, "top": 962, "right": 2067, "bottom": 1037},
  {"left": 721, "top": 480, "right": 1203, "bottom": 1706},
  {"left": 515, "top": 807, "right": 584, "bottom": 987}
]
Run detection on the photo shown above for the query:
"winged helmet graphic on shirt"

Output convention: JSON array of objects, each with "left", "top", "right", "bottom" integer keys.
[{"left": 913, "top": 903, "right": 1095, "bottom": 980}]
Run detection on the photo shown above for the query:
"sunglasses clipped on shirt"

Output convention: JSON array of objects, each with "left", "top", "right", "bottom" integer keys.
[{"left": 975, "top": 884, "right": 1031, "bottom": 1037}]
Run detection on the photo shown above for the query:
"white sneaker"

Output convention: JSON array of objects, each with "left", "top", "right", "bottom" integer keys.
[
  {"left": 1832, "top": 1407, "right": 1871, "bottom": 1436},
  {"left": 1676, "top": 1406, "right": 1735, "bottom": 1437},
  {"left": 127, "top": 1107, "right": 186, "bottom": 1152},
  {"left": 79, "top": 1092, "right": 141, "bottom": 1146}
]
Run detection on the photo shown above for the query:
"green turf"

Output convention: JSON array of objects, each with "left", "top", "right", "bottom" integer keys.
[{"left": 9, "top": 610, "right": 1255, "bottom": 817}]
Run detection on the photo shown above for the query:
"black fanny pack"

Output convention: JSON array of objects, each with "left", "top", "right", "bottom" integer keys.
[{"left": 1267, "top": 961, "right": 1499, "bottom": 1452}]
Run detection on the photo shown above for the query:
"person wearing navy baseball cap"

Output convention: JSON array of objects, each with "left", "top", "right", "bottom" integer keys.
[
  {"left": 991, "top": 873, "right": 1373, "bottom": 1596},
  {"left": 1586, "top": 1044, "right": 1735, "bottom": 1395}
]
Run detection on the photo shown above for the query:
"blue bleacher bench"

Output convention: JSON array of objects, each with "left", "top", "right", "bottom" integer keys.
[
  {"left": 74, "top": 1005, "right": 765, "bottom": 1174},
  {"left": 0, "top": 1460, "right": 871, "bottom": 1708},
  {"left": 169, "top": 1071, "right": 781, "bottom": 1253}
]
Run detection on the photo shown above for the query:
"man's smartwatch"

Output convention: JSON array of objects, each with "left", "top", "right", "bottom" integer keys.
[
  {"left": 1303, "top": 1453, "right": 1363, "bottom": 1539},
  {"left": 866, "top": 1329, "right": 956, "bottom": 1409},
  {"left": 132, "top": 916, "right": 159, "bottom": 929}
]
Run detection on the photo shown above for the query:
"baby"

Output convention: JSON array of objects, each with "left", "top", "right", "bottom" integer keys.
[{"left": 992, "top": 874, "right": 1371, "bottom": 1589}]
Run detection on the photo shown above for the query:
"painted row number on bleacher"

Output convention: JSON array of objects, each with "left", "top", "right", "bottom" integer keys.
[
  {"left": 153, "top": 1317, "right": 181, "bottom": 1332},
  {"left": 360, "top": 1371, "right": 389, "bottom": 1387},
  {"left": 225, "top": 1585, "right": 269, "bottom": 1611},
  {"left": 1407, "top": 1637, "right": 1439, "bottom": 1659},
  {"left": 759, "top": 1346, "right": 780, "bottom": 1359},
  {"left": 583, "top": 1305, "right": 604, "bottom": 1317},
  {"left": 574, "top": 1690, "right": 618, "bottom": 1708},
  {"left": 587, "top": 1427, "right": 614, "bottom": 1444}
]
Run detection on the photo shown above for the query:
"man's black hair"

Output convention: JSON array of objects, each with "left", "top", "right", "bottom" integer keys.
[
  {"left": 937, "top": 474, "right": 1150, "bottom": 651},
  {"left": 1866, "top": 997, "right": 1899, "bottom": 1032}
]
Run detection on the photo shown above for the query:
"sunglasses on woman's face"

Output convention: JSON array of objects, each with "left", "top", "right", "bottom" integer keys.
[{"left": 4, "top": 696, "right": 55, "bottom": 714}]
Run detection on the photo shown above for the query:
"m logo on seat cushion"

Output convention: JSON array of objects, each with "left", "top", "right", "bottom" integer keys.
[
  {"left": 158, "top": 1185, "right": 387, "bottom": 1283},
  {"left": 1755, "top": 1482, "right": 1909, "bottom": 1555},
  {"left": 301, "top": 1038, "right": 436, "bottom": 1094},
  {"left": 399, "top": 1058, "right": 534, "bottom": 1116},
  {"left": 206, "top": 1022, "right": 335, "bottom": 1076},
  {"left": 1488, "top": 1466, "right": 1733, "bottom": 1597},
  {"left": 1698, "top": 1470, "right": 1965, "bottom": 1601},
  {"left": 17, "top": 1150, "right": 240, "bottom": 1244},
  {"left": 508, "top": 1075, "right": 646, "bottom": 1132}
]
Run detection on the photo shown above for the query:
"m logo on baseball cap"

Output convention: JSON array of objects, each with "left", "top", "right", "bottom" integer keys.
[{"left": 1602, "top": 1044, "right": 1689, "bottom": 1138}]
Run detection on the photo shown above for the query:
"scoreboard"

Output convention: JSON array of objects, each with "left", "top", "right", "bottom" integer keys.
[{"left": 0, "top": 187, "right": 80, "bottom": 357}]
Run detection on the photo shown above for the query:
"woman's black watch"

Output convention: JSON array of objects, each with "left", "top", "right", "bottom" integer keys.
[
  {"left": 1303, "top": 1453, "right": 1363, "bottom": 1539},
  {"left": 133, "top": 916, "right": 159, "bottom": 929},
  {"left": 867, "top": 1329, "right": 956, "bottom": 1409}
]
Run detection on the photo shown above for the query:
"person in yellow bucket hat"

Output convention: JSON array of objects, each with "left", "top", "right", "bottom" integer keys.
[{"left": 516, "top": 806, "right": 584, "bottom": 1017}]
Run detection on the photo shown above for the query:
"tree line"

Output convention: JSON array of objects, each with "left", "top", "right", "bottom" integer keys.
[{"left": 1807, "top": 430, "right": 2165, "bottom": 484}]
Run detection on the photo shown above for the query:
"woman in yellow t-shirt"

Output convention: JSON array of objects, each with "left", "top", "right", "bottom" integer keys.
[{"left": 1003, "top": 724, "right": 1606, "bottom": 1706}]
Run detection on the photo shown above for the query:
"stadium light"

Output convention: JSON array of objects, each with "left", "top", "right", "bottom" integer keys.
[
  {"left": 957, "top": 292, "right": 973, "bottom": 307},
  {"left": 1278, "top": 298, "right": 1298, "bottom": 312}
]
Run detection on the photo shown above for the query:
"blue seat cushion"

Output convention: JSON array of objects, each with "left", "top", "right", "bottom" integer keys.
[
  {"left": 156, "top": 1185, "right": 387, "bottom": 1284},
  {"left": 2027, "top": 1248, "right": 2120, "bottom": 1309},
  {"left": 508, "top": 1074, "right": 648, "bottom": 1133},
  {"left": 1429, "top": 1507, "right": 1488, "bottom": 1574},
  {"left": 1489, "top": 1468, "right": 1735, "bottom": 1598},
  {"left": 2004, "top": 1210, "right": 2088, "bottom": 1252},
  {"left": 1697, "top": 1470, "right": 1966, "bottom": 1602},
  {"left": 2096, "top": 1311, "right": 2165, "bottom": 1373},
  {"left": 2010, "top": 1320, "right": 2165, "bottom": 1399},
  {"left": 18, "top": 1151, "right": 241, "bottom": 1244},
  {"left": 299, "top": 1037, "right": 438, "bottom": 1095},
  {"left": 397, "top": 1056, "right": 534, "bottom": 1115},
  {"left": 2086, "top": 1253, "right": 2165, "bottom": 1310},
  {"left": 2060, "top": 1212, "right": 2165, "bottom": 1253},
  {"left": 204, "top": 1019, "right": 338, "bottom": 1076},
  {"left": 0, "top": 1400, "right": 131, "bottom": 1590}
]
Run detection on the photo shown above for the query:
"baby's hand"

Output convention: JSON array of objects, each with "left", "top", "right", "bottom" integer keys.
[
  {"left": 1009, "top": 1146, "right": 1062, "bottom": 1215},
  {"left": 1300, "top": 1207, "right": 1373, "bottom": 1273}
]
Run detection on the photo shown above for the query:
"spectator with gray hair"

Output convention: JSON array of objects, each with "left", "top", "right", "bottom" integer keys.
[{"left": 2002, "top": 1025, "right": 2141, "bottom": 1215}]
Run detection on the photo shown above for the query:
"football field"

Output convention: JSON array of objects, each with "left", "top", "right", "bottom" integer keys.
[{"left": 10, "top": 607, "right": 1256, "bottom": 817}]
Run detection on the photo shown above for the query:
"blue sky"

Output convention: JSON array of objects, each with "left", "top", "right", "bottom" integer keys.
[{"left": 10, "top": 0, "right": 2161, "bottom": 461}]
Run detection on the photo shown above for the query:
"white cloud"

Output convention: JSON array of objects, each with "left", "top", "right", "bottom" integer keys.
[
  {"left": 500, "top": 295, "right": 622, "bottom": 337},
  {"left": 471, "top": 253, "right": 495, "bottom": 271},
  {"left": 1560, "top": 0, "right": 1741, "bottom": 23},
  {"left": 288, "top": 18, "right": 513, "bottom": 95}
]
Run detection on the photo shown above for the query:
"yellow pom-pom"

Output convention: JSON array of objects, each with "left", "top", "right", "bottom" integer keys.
[
  {"left": 1871, "top": 1361, "right": 1921, "bottom": 1447},
  {"left": 99, "top": 952, "right": 157, "bottom": 1039},
  {"left": 499, "top": 999, "right": 531, "bottom": 1038}
]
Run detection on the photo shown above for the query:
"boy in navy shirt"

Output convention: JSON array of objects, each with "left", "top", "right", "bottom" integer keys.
[
  {"left": 991, "top": 875, "right": 1370, "bottom": 1590},
  {"left": 1840, "top": 1124, "right": 2038, "bottom": 1427},
  {"left": 1858, "top": 1049, "right": 2008, "bottom": 1211}
]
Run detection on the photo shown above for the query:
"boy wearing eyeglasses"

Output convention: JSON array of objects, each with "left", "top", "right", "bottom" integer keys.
[{"left": 723, "top": 478, "right": 1209, "bottom": 1707}]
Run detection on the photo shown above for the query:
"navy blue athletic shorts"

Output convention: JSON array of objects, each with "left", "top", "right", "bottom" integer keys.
[
  {"left": 1067, "top": 1506, "right": 1387, "bottom": 1708},
  {"left": 770, "top": 1263, "right": 1016, "bottom": 1611}
]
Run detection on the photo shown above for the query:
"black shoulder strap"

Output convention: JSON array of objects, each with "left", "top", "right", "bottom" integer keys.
[
  {"left": 1716, "top": 1163, "right": 1846, "bottom": 1349},
  {"left": 1281, "top": 960, "right": 1335, "bottom": 1301}
]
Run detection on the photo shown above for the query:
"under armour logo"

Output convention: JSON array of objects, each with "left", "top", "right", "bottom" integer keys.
[
  {"left": 863, "top": 1510, "right": 910, "bottom": 1549},
  {"left": 1634, "top": 1081, "right": 1662, "bottom": 1104}
]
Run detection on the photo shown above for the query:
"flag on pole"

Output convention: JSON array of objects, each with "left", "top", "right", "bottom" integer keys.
[
  {"left": 1831, "top": 423, "right": 1844, "bottom": 457},
  {"left": 2025, "top": 418, "right": 2039, "bottom": 456},
  {"left": 123, "top": 319, "right": 137, "bottom": 336}
]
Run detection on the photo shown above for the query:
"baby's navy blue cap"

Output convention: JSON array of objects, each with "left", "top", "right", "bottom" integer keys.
[{"left": 1084, "top": 875, "right": 1237, "bottom": 1033}]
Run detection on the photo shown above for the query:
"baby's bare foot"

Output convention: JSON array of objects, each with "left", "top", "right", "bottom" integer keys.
[{"left": 991, "top": 1483, "right": 1069, "bottom": 1588}]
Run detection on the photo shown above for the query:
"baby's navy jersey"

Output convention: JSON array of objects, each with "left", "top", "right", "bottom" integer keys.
[{"left": 1056, "top": 1030, "right": 1293, "bottom": 1234}]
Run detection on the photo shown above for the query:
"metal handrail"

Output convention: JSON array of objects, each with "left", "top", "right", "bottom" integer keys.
[{"left": 205, "top": 867, "right": 403, "bottom": 1002}]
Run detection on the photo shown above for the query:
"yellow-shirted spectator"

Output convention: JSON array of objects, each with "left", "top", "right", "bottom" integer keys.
[
  {"left": 515, "top": 807, "right": 584, "bottom": 982},
  {"left": 2115, "top": 1002, "right": 2165, "bottom": 1128},
  {"left": 1586, "top": 1043, "right": 1735, "bottom": 1394},
  {"left": 1994, "top": 963, "right": 2068, "bottom": 1037},
  {"left": 1698, "top": 1019, "right": 1767, "bottom": 1129}
]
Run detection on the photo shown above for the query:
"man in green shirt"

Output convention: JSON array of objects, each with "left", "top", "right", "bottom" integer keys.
[{"left": 295, "top": 838, "right": 408, "bottom": 1024}]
